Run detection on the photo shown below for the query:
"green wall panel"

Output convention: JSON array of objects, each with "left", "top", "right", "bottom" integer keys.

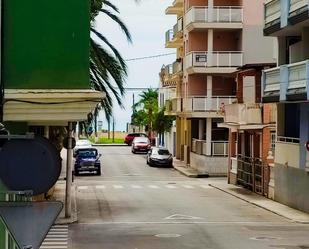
[{"left": 3, "top": 0, "right": 90, "bottom": 89}]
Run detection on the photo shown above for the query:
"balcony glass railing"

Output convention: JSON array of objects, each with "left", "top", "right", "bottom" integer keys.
[
  {"left": 264, "top": 0, "right": 281, "bottom": 25},
  {"left": 289, "top": 0, "right": 308, "bottom": 14},
  {"left": 165, "top": 29, "right": 174, "bottom": 43},
  {"left": 185, "top": 6, "right": 243, "bottom": 26},
  {"left": 173, "top": 17, "right": 183, "bottom": 35},
  {"left": 184, "top": 51, "right": 243, "bottom": 69},
  {"left": 184, "top": 96, "right": 236, "bottom": 112},
  {"left": 192, "top": 139, "right": 228, "bottom": 156}
]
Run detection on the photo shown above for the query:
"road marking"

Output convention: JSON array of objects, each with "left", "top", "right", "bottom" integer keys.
[
  {"left": 148, "top": 185, "right": 160, "bottom": 189},
  {"left": 113, "top": 185, "right": 124, "bottom": 189},
  {"left": 95, "top": 185, "right": 106, "bottom": 189},
  {"left": 77, "top": 186, "right": 88, "bottom": 190},
  {"left": 164, "top": 214, "right": 203, "bottom": 220},
  {"left": 165, "top": 185, "right": 177, "bottom": 189},
  {"left": 200, "top": 185, "right": 213, "bottom": 189},
  {"left": 183, "top": 185, "right": 194, "bottom": 189},
  {"left": 131, "top": 185, "right": 142, "bottom": 189},
  {"left": 40, "top": 225, "right": 68, "bottom": 249}
]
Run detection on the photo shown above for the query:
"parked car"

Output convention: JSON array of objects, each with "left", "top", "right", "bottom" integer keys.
[
  {"left": 74, "top": 148, "right": 101, "bottom": 175},
  {"left": 146, "top": 147, "right": 173, "bottom": 167},
  {"left": 73, "top": 139, "right": 92, "bottom": 157},
  {"left": 131, "top": 137, "right": 151, "bottom": 153},
  {"left": 124, "top": 133, "right": 148, "bottom": 146}
]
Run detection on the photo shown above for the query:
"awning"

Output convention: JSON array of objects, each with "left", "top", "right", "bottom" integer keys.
[
  {"left": 0, "top": 201, "right": 63, "bottom": 249},
  {"left": 4, "top": 89, "right": 105, "bottom": 124},
  {"left": 218, "top": 122, "right": 275, "bottom": 130}
]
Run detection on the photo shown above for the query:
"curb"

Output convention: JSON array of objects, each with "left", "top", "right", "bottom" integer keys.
[
  {"left": 173, "top": 165, "right": 209, "bottom": 178},
  {"left": 209, "top": 184, "right": 309, "bottom": 224}
]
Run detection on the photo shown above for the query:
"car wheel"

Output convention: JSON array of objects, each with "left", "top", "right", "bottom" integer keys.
[
  {"left": 75, "top": 170, "right": 79, "bottom": 176},
  {"left": 132, "top": 149, "right": 136, "bottom": 154},
  {"left": 97, "top": 169, "right": 101, "bottom": 176}
]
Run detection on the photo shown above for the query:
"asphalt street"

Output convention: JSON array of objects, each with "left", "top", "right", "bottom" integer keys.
[{"left": 69, "top": 146, "right": 309, "bottom": 249}]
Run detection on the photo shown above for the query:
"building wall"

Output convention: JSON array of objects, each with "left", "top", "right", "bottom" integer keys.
[
  {"left": 186, "top": 0, "right": 208, "bottom": 9},
  {"left": 3, "top": 0, "right": 90, "bottom": 89},
  {"left": 188, "top": 75, "right": 207, "bottom": 96},
  {"left": 212, "top": 76, "right": 236, "bottom": 96},
  {"left": 188, "top": 31, "right": 208, "bottom": 52},
  {"left": 213, "top": 31, "right": 241, "bottom": 51},
  {"left": 274, "top": 164, "right": 309, "bottom": 213},
  {"left": 242, "top": 0, "right": 276, "bottom": 65},
  {"left": 190, "top": 152, "right": 228, "bottom": 175},
  {"left": 214, "top": 0, "right": 242, "bottom": 6}
]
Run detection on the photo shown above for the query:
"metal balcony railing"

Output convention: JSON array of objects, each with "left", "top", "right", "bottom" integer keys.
[
  {"left": 184, "top": 96, "right": 236, "bottom": 112},
  {"left": 173, "top": 17, "right": 183, "bottom": 35},
  {"left": 165, "top": 29, "right": 174, "bottom": 43},
  {"left": 277, "top": 136, "right": 300, "bottom": 144},
  {"left": 185, "top": 6, "right": 243, "bottom": 26},
  {"left": 289, "top": 0, "right": 308, "bottom": 14},
  {"left": 184, "top": 51, "right": 243, "bottom": 69}
]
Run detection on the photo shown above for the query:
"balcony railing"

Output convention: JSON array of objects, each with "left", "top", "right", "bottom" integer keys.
[
  {"left": 263, "top": 60, "right": 309, "bottom": 101},
  {"left": 185, "top": 6, "right": 243, "bottom": 26},
  {"left": 264, "top": 0, "right": 281, "bottom": 25},
  {"left": 263, "top": 66, "right": 281, "bottom": 96},
  {"left": 173, "top": 17, "right": 183, "bottom": 36},
  {"left": 224, "top": 103, "right": 262, "bottom": 125},
  {"left": 172, "top": 60, "right": 182, "bottom": 74},
  {"left": 192, "top": 139, "right": 228, "bottom": 156},
  {"left": 164, "top": 64, "right": 173, "bottom": 76},
  {"left": 165, "top": 29, "right": 174, "bottom": 43},
  {"left": 184, "top": 96, "right": 236, "bottom": 112},
  {"left": 165, "top": 98, "right": 181, "bottom": 113},
  {"left": 290, "top": 0, "right": 308, "bottom": 14},
  {"left": 184, "top": 51, "right": 243, "bottom": 69}
]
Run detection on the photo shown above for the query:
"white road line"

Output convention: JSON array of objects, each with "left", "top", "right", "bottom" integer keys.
[
  {"left": 44, "top": 238, "right": 68, "bottom": 241},
  {"left": 40, "top": 246, "right": 67, "bottom": 249},
  {"left": 52, "top": 225, "right": 68, "bottom": 228},
  {"left": 45, "top": 235, "right": 68, "bottom": 238},
  {"left": 148, "top": 185, "right": 159, "bottom": 189},
  {"left": 183, "top": 185, "right": 194, "bottom": 189},
  {"left": 200, "top": 185, "right": 213, "bottom": 189},
  {"left": 49, "top": 229, "right": 67, "bottom": 231},
  {"left": 77, "top": 186, "right": 88, "bottom": 190},
  {"left": 165, "top": 185, "right": 177, "bottom": 189},
  {"left": 47, "top": 232, "right": 68, "bottom": 235},
  {"left": 113, "top": 185, "right": 124, "bottom": 189},
  {"left": 95, "top": 185, "right": 106, "bottom": 189},
  {"left": 131, "top": 185, "right": 142, "bottom": 189},
  {"left": 42, "top": 242, "right": 67, "bottom": 245}
]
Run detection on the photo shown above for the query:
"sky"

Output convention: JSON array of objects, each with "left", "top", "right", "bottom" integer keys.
[{"left": 94, "top": 0, "right": 176, "bottom": 131}]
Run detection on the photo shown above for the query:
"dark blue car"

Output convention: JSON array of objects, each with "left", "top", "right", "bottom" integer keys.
[{"left": 74, "top": 148, "right": 101, "bottom": 176}]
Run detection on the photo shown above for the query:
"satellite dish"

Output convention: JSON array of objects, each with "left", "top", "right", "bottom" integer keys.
[{"left": 0, "top": 137, "right": 61, "bottom": 195}]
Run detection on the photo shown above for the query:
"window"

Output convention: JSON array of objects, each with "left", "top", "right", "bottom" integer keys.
[{"left": 270, "top": 131, "right": 276, "bottom": 155}]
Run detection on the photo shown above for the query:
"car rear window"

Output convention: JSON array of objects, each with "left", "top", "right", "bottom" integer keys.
[
  {"left": 158, "top": 149, "right": 170, "bottom": 155},
  {"left": 133, "top": 137, "right": 149, "bottom": 143}
]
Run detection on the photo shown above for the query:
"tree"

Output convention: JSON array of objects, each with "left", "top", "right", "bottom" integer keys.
[
  {"left": 90, "top": 0, "right": 132, "bottom": 121},
  {"left": 132, "top": 89, "right": 158, "bottom": 137},
  {"left": 153, "top": 108, "right": 175, "bottom": 146}
]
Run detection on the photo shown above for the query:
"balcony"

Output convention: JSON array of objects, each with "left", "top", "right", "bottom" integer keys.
[
  {"left": 165, "top": 18, "right": 183, "bottom": 48},
  {"left": 185, "top": 6, "right": 243, "bottom": 31},
  {"left": 165, "top": 0, "right": 184, "bottom": 15},
  {"left": 224, "top": 103, "right": 262, "bottom": 125},
  {"left": 264, "top": 0, "right": 309, "bottom": 35},
  {"left": 165, "top": 98, "right": 181, "bottom": 115},
  {"left": 192, "top": 138, "right": 229, "bottom": 156},
  {"left": 183, "top": 96, "right": 236, "bottom": 115},
  {"left": 275, "top": 136, "right": 300, "bottom": 168},
  {"left": 263, "top": 60, "right": 309, "bottom": 102},
  {"left": 161, "top": 61, "right": 183, "bottom": 87},
  {"left": 184, "top": 51, "right": 243, "bottom": 74}
]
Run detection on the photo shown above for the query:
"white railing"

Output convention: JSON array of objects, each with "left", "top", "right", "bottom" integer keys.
[
  {"left": 264, "top": 0, "right": 281, "bottom": 25},
  {"left": 185, "top": 51, "right": 243, "bottom": 69},
  {"left": 165, "top": 29, "right": 174, "bottom": 43},
  {"left": 164, "top": 64, "right": 173, "bottom": 75},
  {"left": 287, "top": 60, "right": 308, "bottom": 90},
  {"left": 212, "top": 141, "right": 229, "bottom": 156},
  {"left": 172, "top": 60, "right": 182, "bottom": 74},
  {"left": 224, "top": 103, "right": 262, "bottom": 124},
  {"left": 185, "top": 6, "right": 243, "bottom": 26},
  {"left": 289, "top": 0, "right": 308, "bottom": 14},
  {"left": 263, "top": 67, "right": 281, "bottom": 93},
  {"left": 173, "top": 17, "right": 183, "bottom": 35},
  {"left": 184, "top": 96, "right": 236, "bottom": 112}
]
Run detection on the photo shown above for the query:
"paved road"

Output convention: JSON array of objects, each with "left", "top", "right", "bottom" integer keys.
[{"left": 69, "top": 146, "right": 309, "bottom": 249}]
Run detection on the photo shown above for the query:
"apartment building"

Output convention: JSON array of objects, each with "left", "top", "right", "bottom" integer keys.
[
  {"left": 161, "top": 0, "right": 275, "bottom": 175},
  {"left": 262, "top": 0, "right": 309, "bottom": 212}
]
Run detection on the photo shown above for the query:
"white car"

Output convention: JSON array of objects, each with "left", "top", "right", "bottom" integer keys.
[
  {"left": 73, "top": 139, "right": 92, "bottom": 156},
  {"left": 131, "top": 137, "right": 151, "bottom": 154}
]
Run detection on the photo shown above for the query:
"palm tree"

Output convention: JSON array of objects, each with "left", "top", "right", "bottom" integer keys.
[
  {"left": 133, "top": 89, "right": 159, "bottom": 137},
  {"left": 90, "top": 0, "right": 132, "bottom": 122}
]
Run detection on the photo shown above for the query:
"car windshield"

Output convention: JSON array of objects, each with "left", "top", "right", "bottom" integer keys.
[
  {"left": 77, "top": 150, "right": 97, "bottom": 158},
  {"left": 158, "top": 149, "right": 170, "bottom": 155},
  {"left": 134, "top": 137, "right": 149, "bottom": 143}
]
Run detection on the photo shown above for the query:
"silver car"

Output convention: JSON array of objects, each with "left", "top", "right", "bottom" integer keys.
[{"left": 146, "top": 147, "right": 173, "bottom": 167}]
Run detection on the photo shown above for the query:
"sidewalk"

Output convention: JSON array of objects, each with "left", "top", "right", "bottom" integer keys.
[
  {"left": 173, "top": 159, "right": 208, "bottom": 178},
  {"left": 209, "top": 180, "right": 309, "bottom": 224}
]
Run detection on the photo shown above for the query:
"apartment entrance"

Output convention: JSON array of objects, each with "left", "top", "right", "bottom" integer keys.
[{"left": 237, "top": 130, "right": 269, "bottom": 196}]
